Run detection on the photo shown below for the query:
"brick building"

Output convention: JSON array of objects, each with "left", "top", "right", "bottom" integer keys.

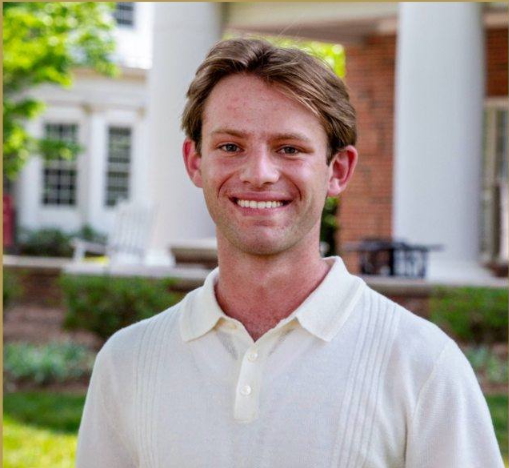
[{"left": 13, "top": 2, "right": 508, "bottom": 281}]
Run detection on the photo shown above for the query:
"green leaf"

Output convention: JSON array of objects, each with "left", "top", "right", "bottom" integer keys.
[{"left": 3, "top": 2, "right": 118, "bottom": 179}]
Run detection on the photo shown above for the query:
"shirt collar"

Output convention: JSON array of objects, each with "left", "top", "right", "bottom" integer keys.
[{"left": 180, "top": 256, "right": 365, "bottom": 343}]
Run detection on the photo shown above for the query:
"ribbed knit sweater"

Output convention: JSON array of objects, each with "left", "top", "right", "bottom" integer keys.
[{"left": 76, "top": 257, "right": 503, "bottom": 467}]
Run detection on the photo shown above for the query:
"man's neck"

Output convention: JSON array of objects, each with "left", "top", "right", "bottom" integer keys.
[{"left": 214, "top": 237, "right": 331, "bottom": 341}]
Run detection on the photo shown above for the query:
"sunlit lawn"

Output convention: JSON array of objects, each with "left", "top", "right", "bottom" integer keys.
[
  {"left": 487, "top": 394, "right": 508, "bottom": 465},
  {"left": 3, "top": 392, "right": 508, "bottom": 467},
  {"left": 3, "top": 392, "right": 85, "bottom": 468}
]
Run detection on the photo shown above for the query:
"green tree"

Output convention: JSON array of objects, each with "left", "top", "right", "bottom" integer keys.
[
  {"left": 264, "top": 37, "right": 346, "bottom": 78},
  {"left": 3, "top": 2, "right": 118, "bottom": 180}
]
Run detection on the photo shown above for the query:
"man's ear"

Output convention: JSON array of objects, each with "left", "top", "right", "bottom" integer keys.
[
  {"left": 182, "top": 139, "right": 203, "bottom": 188},
  {"left": 327, "top": 145, "right": 358, "bottom": 197}
]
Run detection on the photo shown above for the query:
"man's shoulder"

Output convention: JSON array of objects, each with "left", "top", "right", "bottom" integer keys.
[
  {"left": 99, "top": 294, "right": 188, "bottom": 360},
  {"left": 359, "top": 286, "right": 474, "bottom": 398},
  {"left": 362, "top": 286, "right": 453, "bottom": 365}
]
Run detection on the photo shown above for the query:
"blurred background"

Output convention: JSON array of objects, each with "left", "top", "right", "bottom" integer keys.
[{"left": 3, "top": 2, "right": 508, "bottom": 467}]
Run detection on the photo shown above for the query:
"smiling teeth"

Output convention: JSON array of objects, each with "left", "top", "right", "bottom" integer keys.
[{"left": 237, "top": 200, "right": 284, "bottom": 209}]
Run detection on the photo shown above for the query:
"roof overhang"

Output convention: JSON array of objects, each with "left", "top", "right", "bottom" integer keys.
[{"left": 225, "top": 2, "right": 508, "bottom": 44}]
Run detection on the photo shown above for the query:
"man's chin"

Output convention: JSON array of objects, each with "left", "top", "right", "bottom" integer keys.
[{"left": 225, "top": 235, "right": 292, "bottom": 257}]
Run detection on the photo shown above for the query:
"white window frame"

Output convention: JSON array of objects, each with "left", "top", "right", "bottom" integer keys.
[
  {"left": 481, "top": 97, "right": 509, "bottom": 264},
  {"left": 104, "top": 126, "right": 132, "bottom": 207},
  {"left": 42, "top": 123, "right": 79, "bottom": 207}
]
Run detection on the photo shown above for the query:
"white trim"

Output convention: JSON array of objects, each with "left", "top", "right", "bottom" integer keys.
[
  {"left": 484, "top": 97, "right": 509, "bottom": 108},
  {"left": 480, "top": 100, "right": 509, "bottom": 263},
  {"left": 484, "top": 9, "right": 509, "bottom": 29}
]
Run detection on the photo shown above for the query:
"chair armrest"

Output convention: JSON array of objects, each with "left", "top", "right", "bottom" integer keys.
[{"left": 71, "top": 238, "right": 107, "bottom": 261}]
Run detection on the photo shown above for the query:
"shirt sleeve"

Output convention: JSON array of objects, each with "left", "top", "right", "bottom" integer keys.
[
  {"left": 405, "top": 340, "right": 504, "bottom": 468},
  {"left": 76, "top": 343, "right": 137, "bottom": 468}
]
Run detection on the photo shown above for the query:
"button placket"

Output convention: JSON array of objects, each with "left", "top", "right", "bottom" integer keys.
[
  {"left": 247, "top": 350, "right": 258, "bottom": 362},
  {"left": 233, "top": 345, "right": 267, "bottom": 422},
  {"left": 239, "top": 384, "right": 252, "bottom": 396}
]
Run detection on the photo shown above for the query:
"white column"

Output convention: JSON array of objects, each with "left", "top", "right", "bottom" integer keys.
[
  {"left": 394, "top": 3, "right": 487, "bottom": 281},
  {"left": 16, "top": 119, "right": 43, "bottom": 229},
  {"left": 84, "top": 105, "right": 107, "bottom": 231},
  {"left": 146, "top": 2, "right": 223, "bottom": 265},
  {"left": 130, "top": 108, "right": 150, "bottom": 204}
]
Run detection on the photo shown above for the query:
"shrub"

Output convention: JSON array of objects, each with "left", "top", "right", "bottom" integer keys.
[
  {"left": 18, "top": 228, "right": 74, "bottom": 257},
  {"left": 430, "top": 287, "right": 508, "bottom": 344},
  {"left": 320, "top": 197, "right": 339, "bottom": 256},
  {"left": 4, "top": 341, "right": 96, "bottom": 386},
  {"left": 465, "top": 345, "right": 508, "bottom": 386},
  {"left": 74, "top": 224, "right": 107, "bottom": 245},
  {"left": 3, "top": 270, "right": 21, "bottom": 309},
  {"left": 17, "top": 225, "right": 106, "bottom": 258},
  {"left": 61, "top": 274, "right": 179, "bottom": 341}
]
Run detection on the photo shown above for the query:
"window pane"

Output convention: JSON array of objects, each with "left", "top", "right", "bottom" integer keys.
[
  {"left": 481, "top": 105, "right": 509, "bottom": 263},
  {"left": 105, "top": 127, "right": 132, "bottom": 206},
  {"left": 113, "top": 3, "right": 135, "bottom": 27},
  {"left": 42, "top": 124, "right": 78, "bottom": 206},
  {"left": 496, "top": 110, "right": 508, "bottom": 180}
]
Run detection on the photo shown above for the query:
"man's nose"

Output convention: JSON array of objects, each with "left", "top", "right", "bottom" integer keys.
[{"left": 239, "top": 149, "right": 280, "bottom": 186}]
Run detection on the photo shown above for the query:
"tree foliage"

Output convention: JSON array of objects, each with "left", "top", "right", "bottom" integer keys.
[
  {"left": 3, "top": 2, "right": 118, "bottom": 180},
  {"left": 264, "top": 36, "right": 346, "bottom": 77},
  {"left": 226, "top": 33, "right": 346, "bottom": 77}
]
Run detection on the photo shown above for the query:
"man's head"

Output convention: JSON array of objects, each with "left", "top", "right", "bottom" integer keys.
[
  {"left": 182, "top": 38, "right": 358, "bottom": 258},
  {"left": 182, "top": 38, "right": 357, "bottom": 164}
]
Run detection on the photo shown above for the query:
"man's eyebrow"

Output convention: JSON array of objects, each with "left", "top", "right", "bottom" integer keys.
[
  {"left": 210, "top": 128, "right": 247, "bottom": 138},
  {"left": 272, "top": 132, "right": 312, "bottom": 143},
  {"left": 210, "top": 128, "right": 313, "bottom": 143}
]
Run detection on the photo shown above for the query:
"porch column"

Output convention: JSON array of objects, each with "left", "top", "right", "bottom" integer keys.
[
  {"left": 394, "top": 3, "right": 487, "bottom": 280},
  {"left": 146, "top": 2, "right": 223, "bottom": 265},
  {"left": 130, "top": 108, "right": 149, "bottom": 204},
  {"left": 84, "top": 105, "right": 107, "bottom": 231},
  {"left": 16, "top": 120, "right": 43, "bottom": 229}
]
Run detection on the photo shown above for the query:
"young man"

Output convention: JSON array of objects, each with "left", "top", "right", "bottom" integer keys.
[{"left": 77, "top": 39, "right": 503, "bottom": 467}]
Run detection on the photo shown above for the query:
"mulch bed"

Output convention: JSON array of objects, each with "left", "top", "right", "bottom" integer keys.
[{"left": 4, "top": 303, "right": 102, "bottom": 350}]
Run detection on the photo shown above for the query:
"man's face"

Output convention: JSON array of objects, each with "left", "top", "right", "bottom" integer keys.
[{"left": 184, "top": 74, "right": 355, "bottom": 257}]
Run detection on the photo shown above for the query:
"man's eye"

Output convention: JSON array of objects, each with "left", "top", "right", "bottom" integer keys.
[
  {"left": 219, "top": 143, "right": 240, "bottom": 153},
  {"left": 279, "top": 146, "right": 299, "bottom": 155}
]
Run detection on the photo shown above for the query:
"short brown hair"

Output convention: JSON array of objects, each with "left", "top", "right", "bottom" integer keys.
[{"left": 181, "top": 38, "right": 357, "bottom": 164}]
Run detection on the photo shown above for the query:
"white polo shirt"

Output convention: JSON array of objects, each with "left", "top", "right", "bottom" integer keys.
[{"left": 76, "top": 257, "right": 503, "bottom": 468}]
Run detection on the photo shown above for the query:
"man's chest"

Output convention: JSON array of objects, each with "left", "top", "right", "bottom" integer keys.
[{"left": 131, "top": 331, "right": 406, "bottom": 468}]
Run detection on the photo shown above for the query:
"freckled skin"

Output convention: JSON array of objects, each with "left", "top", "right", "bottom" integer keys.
[
  {"left": 188, "top": 75, "right": 334, "bottom": 256},
  {"left": 183, "top": 74, "right": 358, "bottom": 340}
]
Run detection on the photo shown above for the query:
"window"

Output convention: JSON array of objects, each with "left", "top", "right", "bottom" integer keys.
[
  {"left": 105, "top": 127, "right": 132, "bottom": 207},
  {"left": 42, "top": 124, "right": 78, "bottom": 206},
  {"left": 481, "top": 102, "right": 508, "bottom": 265},
  {"left": 113, "top": 2, "right": 135, "bottom": 27}
]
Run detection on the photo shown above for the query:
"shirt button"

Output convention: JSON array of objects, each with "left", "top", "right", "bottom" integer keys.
[
  {"left": 240, "top": 385, "right": 252, "bottom": 396},
  {"left": 247, "top": 351, "right": 258, "bottom": 362}
]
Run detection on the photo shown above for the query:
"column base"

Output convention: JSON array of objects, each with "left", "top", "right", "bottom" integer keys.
[{"left": 427, "top": 259, "right": 506, "bottom": 286}]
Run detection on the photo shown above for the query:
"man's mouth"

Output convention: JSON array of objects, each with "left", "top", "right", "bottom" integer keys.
[{"left": 231, "top": 198, "right": 291, "bottom": 209}]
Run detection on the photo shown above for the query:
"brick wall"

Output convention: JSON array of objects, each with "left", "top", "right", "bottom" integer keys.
[
  {"left": 339, "top": 35, "right": 397, "bottom": 272},
  {"left": 486, "top": 28, "right": 508, "bottom": 97},
  {"left": 338, "top": 26, "right": 508, "bottom": 273}
]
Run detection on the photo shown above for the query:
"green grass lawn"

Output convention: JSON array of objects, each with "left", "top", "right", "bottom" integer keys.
[
  {"left": 3, "top": 392, "right": 86, "bottom": 468},
  {"left": 487, "top": 394, "right": 508, "bottom": 463},
  {"left": 3, "top": 391, "right": 508, "bottom": 467}
]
